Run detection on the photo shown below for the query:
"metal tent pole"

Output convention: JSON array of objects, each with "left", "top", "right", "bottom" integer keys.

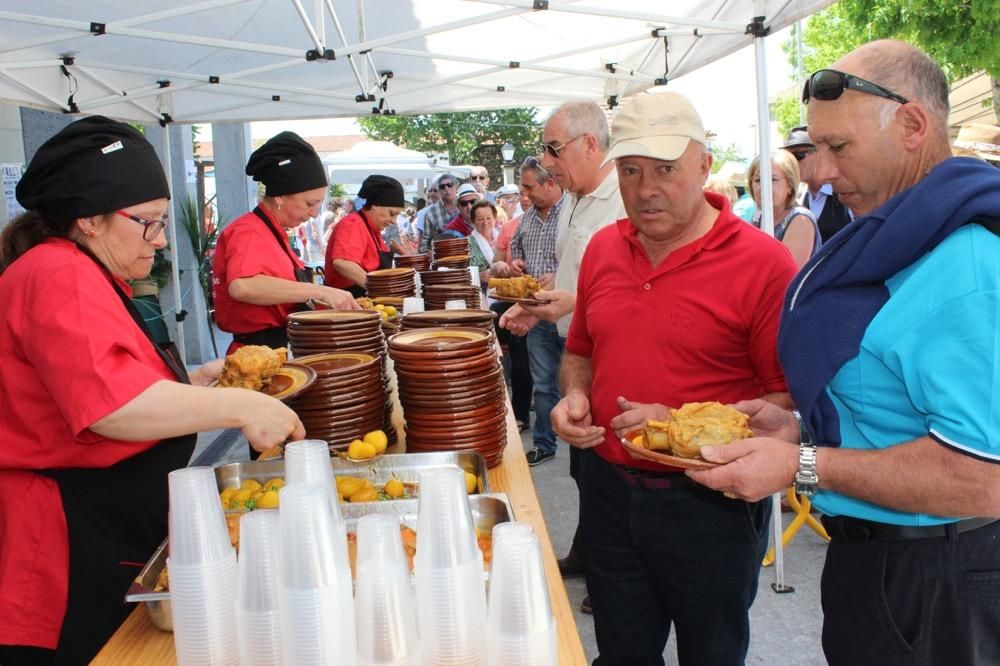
[{"left": 162, "top": 121, "right": 187, "bottom": 364}]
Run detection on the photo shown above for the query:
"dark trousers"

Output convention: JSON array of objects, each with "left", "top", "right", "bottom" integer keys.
[
  {"left": 579, "top": 451, "right": 770, "bottom": 666},
  {"left": 491, "top": 301, "right": 533, "bottom": 424},
  {"left": 821, "top": 518, "right": 1000, "bottom": 666}
]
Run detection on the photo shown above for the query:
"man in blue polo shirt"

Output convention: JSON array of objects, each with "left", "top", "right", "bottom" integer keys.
[{"left": 691, "top": 40, "right": 1000, "bottom": 665}]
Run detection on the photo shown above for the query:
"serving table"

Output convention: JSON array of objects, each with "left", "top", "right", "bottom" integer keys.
[{"left": 92, "top": 397, "right": 586, "bottom": 665}]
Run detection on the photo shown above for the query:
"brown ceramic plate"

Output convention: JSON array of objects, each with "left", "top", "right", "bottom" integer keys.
[
  {"left": 388, "top": 327, "right": 491, "bottom": 352},
  {"left": 619, "top": 428, "right": 720, "bottom": 470},
  {"left": 288, "top": 310, "right": 381, "bottom": 325},
  {"left": 260, "top": 363, "right": 317, "bottom": 402},
  {"left": 487, "top": 290, "right": 546, "bottom": 306}
]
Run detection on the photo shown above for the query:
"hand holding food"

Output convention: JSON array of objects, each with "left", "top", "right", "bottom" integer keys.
[
  {"left": 640, "top": 401, "right": 754, "bottom": 459},
  {"left": 488, "top": 275, "right": 542, "bottom": 299}
]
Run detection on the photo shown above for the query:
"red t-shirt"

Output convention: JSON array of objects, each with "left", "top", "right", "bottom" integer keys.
[
  {"left": 444, "top": 216, "right": 473, "bottom": 236},
  {"left": 566, "top": 193, "right": 797, "bottom": 471},
  {"left": 213, "top": 208, "right": 304, "bottom": 335},
  {"left": 496, "top": 216, "right": 522, "bottom": 253},
  {"left": 324, "top": 210, "right": 388, "bottom": 289},
  {"left": 0, "top": 239, "right": 175, "bottom": 647}
]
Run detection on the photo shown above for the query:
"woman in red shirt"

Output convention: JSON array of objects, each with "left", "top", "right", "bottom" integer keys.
[
  {"left": 213, "top": 131, "right": 357, "bottom": 352},
  {"left": 324, "top": 174, "right": 405, "bottom": 296},
  {"left": 0, "top": 117, "right": 304, "bottom": 665}
]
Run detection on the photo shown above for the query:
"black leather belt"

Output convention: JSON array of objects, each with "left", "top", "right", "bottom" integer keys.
[
  {"left": 611, "top": 464, "right": 699, "bottom": 490},
  {"left": 822, "top": 515, "right": 999, "bottom": 543}
]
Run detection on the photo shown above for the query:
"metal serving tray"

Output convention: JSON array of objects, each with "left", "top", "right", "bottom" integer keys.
[
  {"left": 216, "top": 450, "right": 491, "bottom": 495},
  {"left": 127, "top": 492, "right": 514, "bottom": 632}
]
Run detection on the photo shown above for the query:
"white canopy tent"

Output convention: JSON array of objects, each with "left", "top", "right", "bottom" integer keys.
[
  {"left": 1, "top": 0, "right": 835, "bottom": 591},
  {"left": 325, "top": 140, "right": 434, "bottom": 182}
]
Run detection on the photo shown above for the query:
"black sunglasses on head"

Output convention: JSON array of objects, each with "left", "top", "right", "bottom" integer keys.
[
  {"left": 521, "top": 155, "right": 551, "bottom": 178},
  {"left": 802, "top": 69, "right": 909, "bottom": 105}
]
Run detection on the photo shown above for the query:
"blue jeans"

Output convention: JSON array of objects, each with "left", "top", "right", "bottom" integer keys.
[
  {"left": 579, "top": 451, "right": 770, "bottom": 666},
  {"left": 525, "top": 321, "right": 564, "bottom": 454}
]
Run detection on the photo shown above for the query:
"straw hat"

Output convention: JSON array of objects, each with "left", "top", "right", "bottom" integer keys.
[{"left": 954, "top": 123, "right": 1000, "bottom": 162}]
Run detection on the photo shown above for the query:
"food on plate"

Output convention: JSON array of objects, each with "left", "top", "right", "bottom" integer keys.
[
  {"left": 464, "top": 471, "right": 478, "bottom": 494},
  {"left": 346, "top": 524, "right": 494, "bottom": 576},
  {"left": 488, "top": 275, "right": 542, "bottom": 299},
  {"left": 347, "top": 438, "right": 378, "bottom": 461},
  {"left": 641, "top": 401, "right": 754, "bottom": 459},
  {"left": 383, "top": 479, "right": 406, "bottom": 499},
  {"left": 363, "top": 430, "right": 389, "bottom": 453},
  {"left": 217, "top": 345, "right": 288, "bottom": 391},
  {"left": 356, "top": 297, "right": 398, "bottom": 319}
]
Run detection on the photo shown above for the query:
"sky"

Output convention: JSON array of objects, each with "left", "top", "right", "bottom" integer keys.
[{"left": 198, "top": 26, "right": 799, "bottom": 163}]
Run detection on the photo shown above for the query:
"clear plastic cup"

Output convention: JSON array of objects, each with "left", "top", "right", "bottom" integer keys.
[
  {"left": 279, "top": 582, "right": 357, "bottom": 666},
  {"left": 403, "top": 296, "right": 425, "bottom": 315},
  {"left": 279, "top": 483, "right": 350, "bottom": 589},
  {"left": 487, "top": 629, "right": 557, "bottom": 666},
  {"left": 355, "top": 515, "right": 422, "bottom": 666},
  {"left": 170, "top": 550, "right": 239, "bottom": 666},
  {"left": 486, "top": 530, "right": 554, "bottom": 636},
  {"left": 416, "top": 561, "right": 487, "bottom": 665},
  {"left": 415, "top": 467, "right": 480, "bottom": 570},
  {"left": 237, "top": 511, "right": 282, "bottom": 665},
  {"left": 284, "top": 439, "right": 342, "bottom": 521},
  {"left": 445, "top": 299, "right": 468, "bottom": 310},
  {"left": 168, "top": 467, "right": 233, "bottom": 566}
]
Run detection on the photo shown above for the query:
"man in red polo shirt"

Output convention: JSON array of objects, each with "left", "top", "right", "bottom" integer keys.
[{"left": 551, "top": 92, "right": 797, "bottom": 665}]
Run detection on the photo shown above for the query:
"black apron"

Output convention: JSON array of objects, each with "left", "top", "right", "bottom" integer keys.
[
  {"left": 346, "top": 211, "right": 394, "bottom": 298},
  {"left": 41, "top": 254, "right": 196, "bottom": 665},
  {"left": 231, "top": 206, "right": 313, "bottom": 348}
]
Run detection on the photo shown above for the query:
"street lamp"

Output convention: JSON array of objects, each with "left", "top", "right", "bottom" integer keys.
[
  {"left": 501, "top": 141, "right": 515, "bottom": 161},
  {"left": 501, "top": 142, "right": 515, "bottom": 185}
]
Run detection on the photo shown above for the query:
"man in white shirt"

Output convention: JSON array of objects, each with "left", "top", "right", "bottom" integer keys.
[{"left": 499, "top": 100, "right": 626, "bottom": 613}]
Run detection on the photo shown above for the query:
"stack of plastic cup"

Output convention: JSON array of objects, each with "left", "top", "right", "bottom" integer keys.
[
  {"left": 284, "top": 439, "right": 343, "bottom": 520},
  {"left": 403, "top": 296, "right": 425, "bottom": 315},
  {"left": 415, "top": 467, "right": 488, "bottom": 666},
  {"left": 167, "top": 467, "right": 239, "bottom": 666},
  {"left": 278, "top": 483, "right": 357, "bottom": 666},
  {"left": 354, "top": 514, "right": 422, "bottom": 666},
  {"left": 237, "top": 510, "right": 282, "bottom": 666},
  {"left": 444, "top": 299, "right": 468, "bottom": 310},
  {"left": 485, "top": 527, "right": 557, "bottom": 666}
]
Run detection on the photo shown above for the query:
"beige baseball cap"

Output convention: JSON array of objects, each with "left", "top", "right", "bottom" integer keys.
[
  {"left": 954, "top": 123, "right": 1000, "bottom": 162},
  {"left": 604, "top": 92, "right": 707, "bottom": 164}
]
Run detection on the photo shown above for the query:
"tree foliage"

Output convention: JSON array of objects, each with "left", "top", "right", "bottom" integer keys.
[
  {"left": 778, "top": 1, "right": 999, "bottom": 124},
  {"left": 357, "top": 108, "right": 542, "bottom": 182},
  {"left": 710, "top": 143, "right": 748, "bottom": 173}
]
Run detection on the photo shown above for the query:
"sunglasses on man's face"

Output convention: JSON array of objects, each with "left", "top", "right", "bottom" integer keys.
[
  {"left": 789, "top": 149, "right": 815, "bottom": 162},
  {"left": 438, "top": 182, "right": 456, "bottom": 189},
  {"left": 541, "top": 134, "right": 584, "bottom": 159},
  {"left": 459, "top": 198, "right": 477, "bottom": 207},
  {"left": 802, "top": 69, "right": 909, "bottom": 105},
  {"left": 471, "top": 175, "right": 488, "bottom": 181}
]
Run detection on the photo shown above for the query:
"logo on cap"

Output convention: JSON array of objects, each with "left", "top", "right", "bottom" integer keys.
[
  {"left": 101, "top": 141, "right": 124, "bottom": 154},
  {"left": 646, "top": 114, "right": 682, "bottom": 128},
  {"left": 278, "top": 159, "right": 292, "bottom": 166}
]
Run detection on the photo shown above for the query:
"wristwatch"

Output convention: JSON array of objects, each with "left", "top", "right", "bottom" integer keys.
[{"left": 794, "top": 443, "right": 820, "bottom": 496}]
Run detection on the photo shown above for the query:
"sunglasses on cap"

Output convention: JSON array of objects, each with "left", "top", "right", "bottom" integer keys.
[
  {"left": 117, "top": 209, "right": 169, "bottom": 241},
  {"left": 541, "top": 134, "right": 584, "bottom": 159},
  {"left": 802, "top": 69, "right": 909, "bottom": 105}
]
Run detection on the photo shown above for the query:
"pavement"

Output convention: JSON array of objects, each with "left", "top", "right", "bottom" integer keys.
[{"left": 193, "top": 417, "right": 830, "bottom": 666}]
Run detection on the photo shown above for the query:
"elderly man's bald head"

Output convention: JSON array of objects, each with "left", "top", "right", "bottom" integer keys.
[{"left": 833, "top": 40, "right": 950, "bottom": 138}]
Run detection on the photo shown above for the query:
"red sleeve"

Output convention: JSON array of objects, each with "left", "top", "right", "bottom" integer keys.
[
  {"left": 747, "top": 247, "right": 796, "bottom": 393},
  {"left": 327, "top": 215, "right": 372, "bottom": 264},
  {"left": 219, "top": 219, "right": 295, "bottom": 282},
  {"left": 22, "top": 262, "right": 172, "bottom": 438}
]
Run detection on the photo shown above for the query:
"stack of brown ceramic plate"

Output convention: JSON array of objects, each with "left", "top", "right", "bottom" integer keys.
[
  {"left": 387, "top": 327, "right": 507, "bottom": 467},
  {"left": 285, "top": 353, "right": 385, "bottom": 450},
  {"left": 432, "top": 237, "right": 470, "bottom": 261},
  {"left": 400, "top": 309, "right": 497, "bottom": 333},
  {"left": 394, "top": 253, "right": 431, "bottom": 271},
  {"left": 423, "top": 284, "right": 483, "bottom": 311},
  {"left": 366, "top": 267, "right": 417, "bottom": 298},
  {"left": 285, "top": 309, "right": 397, "bottom": 446},
  {"left": 433, "top": 254, "right": 471, "bottom": 270},
  {"left": 419, "top": 268, "right": 472, "bottom": 290}
]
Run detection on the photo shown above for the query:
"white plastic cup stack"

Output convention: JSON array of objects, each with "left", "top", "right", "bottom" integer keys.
[
  {"left": 486, "top": 526, "right": 557, "bottom": 666},
  {"left": 354, "top": 514, "right": 422, "bottom": 666},
  {"left": 278, "top": 483, "right": 357, "bottom": 666},
  {"left": 167, "top": 466, "right": 239, "bottom": 666},
  {"left": 403, "top": 296, "right": 425, "bottom": 315},
  {"left": 445, "top": 299, "right": 467, "bottom": 310},
  {"left": 284, "top": 439, "right": 342, "bottom": 521},
  {"left": 236, "top": 510, "right": 282, "bottom": 666},
  {"left": 415, "top": 467, "right": 488, "bottom": 666},
  {"left": 470, "top": 268, "right": 482, "bottom": 288}
]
